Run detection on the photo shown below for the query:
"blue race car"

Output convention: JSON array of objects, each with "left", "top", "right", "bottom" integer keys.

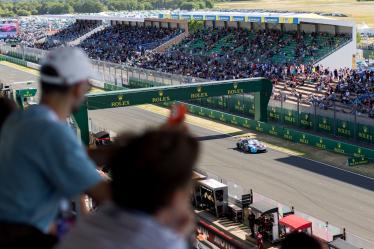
[{"left": 236, "top": 138, "right": 267, "bottom": 153}]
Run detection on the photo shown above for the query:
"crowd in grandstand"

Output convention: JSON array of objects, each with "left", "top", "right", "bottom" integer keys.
[
  {"left": 34, "top": 21, "right": 100, "bottom": 50},
  {"left": 12, "top": 21, "right": 374, "bottom": 117},
  {"left": 273, "top": 65, "right": 374, "bottom": 116},
  {"left": 130, "top": 27, "right": 349, "bottom": 75},
  {"left": 80, "top": 25, "right": 182, "bottom": 63},
  {"left": 18, "top": 17, "right": 73, "bottom": 47}
]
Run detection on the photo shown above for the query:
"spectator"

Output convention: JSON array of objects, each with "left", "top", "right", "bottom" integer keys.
[
  {"left": 57, "top": 128, "right": 200, "bottom": 249},
  {"left": 0, "top": 47, "right": 110, "bottom": 249},
  {"left": 0, "top": 96, "right": 17, "bottom": 133},
  {"left": 281, "top": 232, "right": 322, "bottom": 249}
]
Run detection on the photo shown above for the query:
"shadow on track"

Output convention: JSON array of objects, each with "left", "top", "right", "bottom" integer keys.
[{"left": 275, "top": 156, "right": 374, "bottom": 191}]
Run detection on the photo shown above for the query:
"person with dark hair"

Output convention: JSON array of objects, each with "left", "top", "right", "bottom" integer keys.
[
  {"left": 0, "top": 96, "right": 17, "bottom": 133},
  {"left": 0, "top": 47, "right": 110, "bottom": 249},
  {"left": 57, "top": 128, "right": 200, "bottom": 249},
  {"left": 281, "top": 232, "right": 322, "bottom": 249}
]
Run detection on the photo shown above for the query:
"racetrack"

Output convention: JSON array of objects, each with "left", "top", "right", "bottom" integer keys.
[
  {"left": 0, "top": 63, "right": 38, "bottom": 84},
  {"left": 89, "top": 106, "right": 374, "bottom": 243}
]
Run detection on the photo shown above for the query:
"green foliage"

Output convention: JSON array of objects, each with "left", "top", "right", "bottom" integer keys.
[
  {"left": 356, "top": 32, "right": 362, "bottom": 44},
  {"left": 0, "top": 0, "right": 215, "bottom": 17}
]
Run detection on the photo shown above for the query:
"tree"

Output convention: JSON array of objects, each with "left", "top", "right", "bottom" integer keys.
[
  {"left": 205, "top": 0, "right": 214, "bottom": 8},
  {"left": 16, "top": 9, "right": 31, "bottom": 16},
  {"left": 73, "top": 0, "right": 107, "bottom": 13},
  {"left": 180, "top": 1, "right": 194, "bottom": 10}
]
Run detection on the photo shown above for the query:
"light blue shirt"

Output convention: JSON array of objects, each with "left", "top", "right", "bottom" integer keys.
[
  {"left": 0, "top": 105, "right": 102, "bottom": 233},
  {"left": 57, "top": 203, "right": 189, "bottom": 249}
]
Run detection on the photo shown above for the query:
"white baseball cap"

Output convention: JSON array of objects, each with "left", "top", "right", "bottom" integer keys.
[{"left": 40, "top": 47, "right": 98, "bottom": 86}]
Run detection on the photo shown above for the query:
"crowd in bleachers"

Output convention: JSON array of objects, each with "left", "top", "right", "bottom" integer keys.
[
  {"left": 130, "top": 27, "right": 350, "bottom": 79},
  {"left": 18, "top": 17, "right": 74, "bottom": 47},
  {"left": 271, "top": 64, "right": 374, "bottom": 117},
  {"left": 34, "top": 21, "right": 100, "bottom": 50},
  {"left": 14, "top": 22, "right": 374, "bottom": 116},
  {"left": 79, "top": 25, "right": 182, "bottom": 64}
]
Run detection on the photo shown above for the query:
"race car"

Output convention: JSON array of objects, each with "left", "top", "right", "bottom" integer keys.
[{"left": 236, "top": 138, "right": 267, "bottom": 153}]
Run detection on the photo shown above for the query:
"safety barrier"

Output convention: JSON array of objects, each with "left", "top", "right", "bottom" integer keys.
[
  {"left": 162, "top": 101, "right": 374, "bottom": 162},
  {"left": 129, "top": 77, "right": 374, "bottom": 145},
  {"left": 0, "top": 54, "right": 28, "bottom": 67},
  {"left": 103, "top": 83, "right": 127, "bottom": 91},
  {"left": 4, "top": 51, "right": 39, "bottom": 64}
]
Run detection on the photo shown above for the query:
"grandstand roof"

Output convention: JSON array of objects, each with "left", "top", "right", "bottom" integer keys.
[
  {"left": 158, "top": 10, "right": 355, "bottom": 27},
  {"left": 41, "top": 10, "right": 355, "bottom": 28}
]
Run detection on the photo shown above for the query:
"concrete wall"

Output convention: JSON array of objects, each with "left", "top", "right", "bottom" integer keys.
[
  {"left": 253, "top": 23, "right": 266, "bottom": 31},
  {"left": 228, "top": 21, "right": 237, "bottom": 28},
  {"left": 301, "top": 23, "right": 316, "bottom": 33},
  {"left": 205, "top": 20, "right": 214, "bottom": 28},
  {"left": 316, "top": 40, "right": 355, "bottom": 69},
  {"left": 268, "top": 23, "right": 281, "bottom": 31},
  {"left": 216, "top": 20, "right": 225, "bottom": 28},
  {"left": 240, "top": 22, "right": 251, "bottom": 30},
  {"left": 152, "top": 22, "right": 159, "bottom": 28},
  {"left": 145, "top": 21, "right": 152, "bottom": 27},
  {"left": 284, "top": 23, "right": 297, "bottom": 32},
  {"left": 338, "top": 26, "right": 352, "bottom": 35},
  {"left": 161, "top": 22, "right": 168, "bottom": 28},
  {"left": 319, "top": 24, "right": 335, "bottom": 34}
]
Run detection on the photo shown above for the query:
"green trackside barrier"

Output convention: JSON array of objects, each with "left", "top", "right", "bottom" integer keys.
[
  {"left": 0, "top": 54, "right": 27, "bottom": 67},
  {"left": 172, "top": 102, "right": 374, "bottom": 162},
  {"left": 357, "top": 124, "right": 374, "bottom": 144},
  {"left": 128, "top": 77, "right": 374, "bottom": 144},
  {"left": 103, "top": 83, "right": 127, "bottom": 91},
  {"left": 75, "top": 78, "right": 273, "bottom": 144},
  {"left": 347, "top": 157, "right": 369, "bottom": 166}
]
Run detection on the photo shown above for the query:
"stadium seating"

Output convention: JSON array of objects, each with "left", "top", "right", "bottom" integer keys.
[
  {"left": 35, "top": 21, "right": 100, "bottom": 49},
  {"left": 79, "top": 25, "right": 183, "bottom": 64}
]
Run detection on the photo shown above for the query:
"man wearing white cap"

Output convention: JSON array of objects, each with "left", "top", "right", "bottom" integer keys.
[{"left": 0, "top": 47, "right": 110, "bottom": 248}]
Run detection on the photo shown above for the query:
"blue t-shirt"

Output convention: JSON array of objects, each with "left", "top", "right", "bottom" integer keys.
[{"left": 0, "top": 105, "right": 102, "bottom": 233}]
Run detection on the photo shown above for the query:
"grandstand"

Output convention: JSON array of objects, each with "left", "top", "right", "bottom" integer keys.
[{"left": 10, "top": 12, "right": 373, "bottom": 117}]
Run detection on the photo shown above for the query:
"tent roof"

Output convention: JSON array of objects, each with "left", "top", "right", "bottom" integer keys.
[
  {"left": 279, "top": 215, "right": 312, "bottom": 231},
  {"left": 94, "top": 131, "right": 110, "bottom": 139},
  {"left": 329, "top": 238, "right": 361, "bottom": 249},
  {"left": 250, "top": 201, "right": 278, "bottom": 215}
]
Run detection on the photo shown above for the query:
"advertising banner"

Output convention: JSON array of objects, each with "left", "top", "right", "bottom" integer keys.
[
  {"left": 0, "top": 22, "right": 17, "bottom": 39},
  {"left": 347, "top": 157, "right": 369, "bottom": 167}
]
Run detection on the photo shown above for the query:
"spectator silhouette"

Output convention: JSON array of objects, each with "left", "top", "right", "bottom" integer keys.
[
  {"left": 57, "top": 128, "right": 199, "bottom": 249},
  {"left": 281, "top": 232, "right": 322, "bottom": 249}
]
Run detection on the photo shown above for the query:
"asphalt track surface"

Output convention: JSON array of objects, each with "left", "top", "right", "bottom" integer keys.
[
  {"left": 89, "top": 107, "right": 374, "bottom": 242},
  {"left": 2, "top": 63, "right": 374, "bottom": 243},
  {"left": 0, "top": 63, "right": 37, "bottom": 84}
]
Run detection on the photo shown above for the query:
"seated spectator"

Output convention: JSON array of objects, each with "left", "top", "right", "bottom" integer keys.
[
  {"left": 0, "top": 47, "right": 110, "bottom": 249},
  {"left": 57, "top": 128, "right": 200, "bottom": 249}
]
